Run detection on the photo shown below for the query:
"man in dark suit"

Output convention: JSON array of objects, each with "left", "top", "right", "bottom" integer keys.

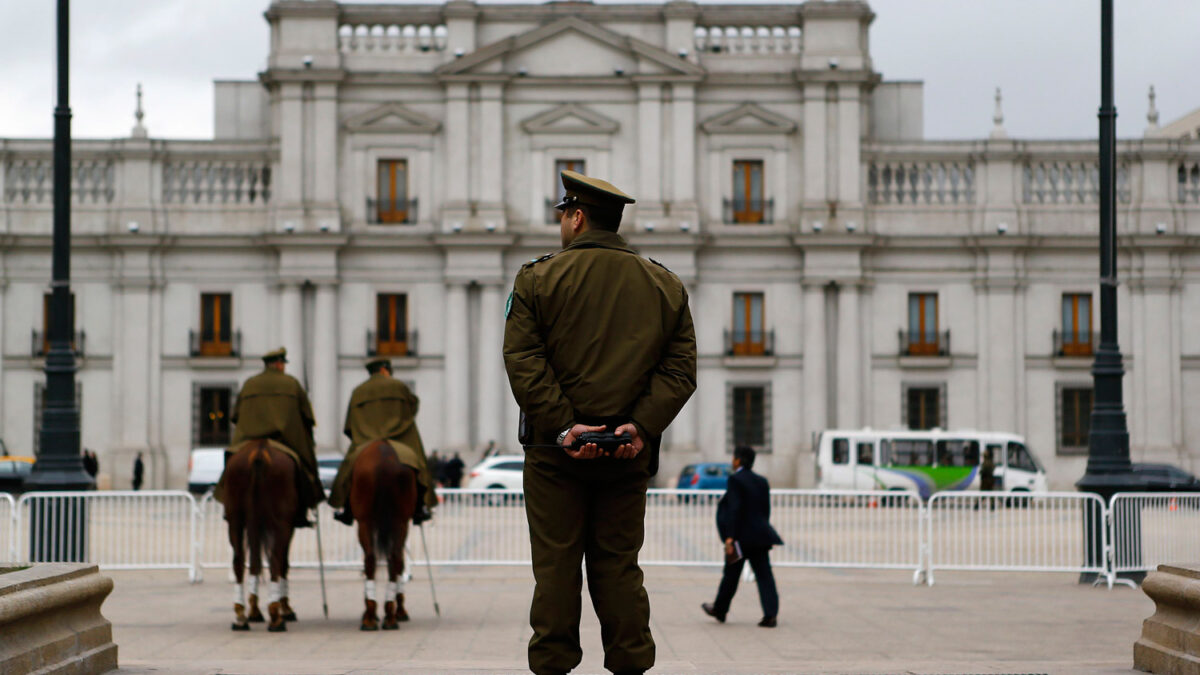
[{"left": 702, "top": 445, "right": 783, "bottom": 627}]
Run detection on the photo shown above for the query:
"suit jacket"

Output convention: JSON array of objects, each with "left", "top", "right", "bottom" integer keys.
[{"left": 716, "top": 468, "right": 784, "bottom": 550}]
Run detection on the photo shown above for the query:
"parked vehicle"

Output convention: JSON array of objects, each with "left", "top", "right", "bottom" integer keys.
[
  {"left": 187, "top": 447, "right": 227, "bottom": 495},
  {"left": 676, "top": 462, "right": 732, "bottom": 491},
  {"left": 465, "top": 454, "right": 524, "bottom": 491},
  {"left": 1130, "top": 463, "right": 1200, "bottom": 491},
  {"left": 815, "top": 428, "right": 1048, "bottom": 500},
  {"left": 317, "top": 454, "right": 343, "bottom": 490},
  {"left": 0, "top": 454, "right": 34, "bottom": 493}
]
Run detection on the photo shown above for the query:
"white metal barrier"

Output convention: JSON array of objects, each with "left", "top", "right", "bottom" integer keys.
[
  {"left": 15, "top": 491, "right": 198, "bottom": 578},
  {"left": 1110, "top": 492, "right": 1200, "bottom": 577},
  {"left": 925, "top": 491, "right": 1110, "bottom": 586},
  {"left": 0, "top": 492, "right": 14, "bottom": 561}
]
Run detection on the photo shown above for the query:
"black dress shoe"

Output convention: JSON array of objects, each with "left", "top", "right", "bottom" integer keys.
[
  {"left": 701, "top": 602, "right": 726, "bottom": 623},
  {"left": 758, "top": 616, "right": 777, "bottom": 628},
  {"left": 333, "top": 509, "right": 354, "bottom": 526}
]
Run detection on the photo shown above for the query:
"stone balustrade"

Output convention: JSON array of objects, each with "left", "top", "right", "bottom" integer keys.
[
  {"left": 694, "top": 25, "right": 802, "bottom": 54},
  {"left": 1180, "top": 160, "right": 1200, "bottom": 203},
  {"left": 338, "top": 23, "right": 448, "bottom": 53},
  {"left": 1022, "top": 159, "right": 1131, "bottom": 204},
  {"left": 162, "top": 160, "right": 272, "bottom": 205},
  {"left": 4, "top": 157, "right": 115, "bottom": 205},
  {"left": 868, "top": 159, "right": 975, "bottom": 205}
]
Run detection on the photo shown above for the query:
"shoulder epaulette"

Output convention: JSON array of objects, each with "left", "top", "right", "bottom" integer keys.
[
  {"left": 648, "top": 257, "right": 672, "bottom": 273},
  {"left": 522, "top": 252, "right": 556, "bottom": 268}
]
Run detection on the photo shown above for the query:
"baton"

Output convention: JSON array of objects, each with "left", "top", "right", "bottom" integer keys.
[
  {"left": 314, "top": 507, "right": 329, "bottom": 619},
  {"left": 418, "top": 523, "right": 441, "bottom": 617}
]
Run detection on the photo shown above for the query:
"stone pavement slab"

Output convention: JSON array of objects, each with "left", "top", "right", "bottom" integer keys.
[{"left": 105, "top": 565, "right": 1149, "bottom": 674}]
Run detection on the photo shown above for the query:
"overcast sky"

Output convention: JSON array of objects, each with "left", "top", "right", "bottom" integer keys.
[{"left": 1, "top": 0, "right": 1195, "bottom": 141}]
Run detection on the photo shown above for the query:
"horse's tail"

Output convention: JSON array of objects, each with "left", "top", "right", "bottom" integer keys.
[
  {"left": 373, "top": 441, "right": 403, "bottom": 557},
  {"left": 246, "top": 439, "right": 271, "bottom": 577}
]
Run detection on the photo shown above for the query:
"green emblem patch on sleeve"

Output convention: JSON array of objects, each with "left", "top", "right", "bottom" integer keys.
[{"left": 505, "top": 290, "right": 514, "bottom": 319}]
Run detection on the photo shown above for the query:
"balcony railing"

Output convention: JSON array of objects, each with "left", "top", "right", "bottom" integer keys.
[
  {"left": 31, "top": 330, "right": 86, "bottom": 357},
  {"left": 1053, "top": 329, "right": 1095, "bottom": 357},
  {"left": 367, "top": 197, "right": 418, "bottom": 224},
  {"left": 898, "top": 329, "right": 950, "bottom": 357},
  {"left": 724, "top": 329, "right": 775, "bottom": 357},
  {"left": 367, "top": 329, "right": 419, "bottom": 357},
  {"left": 869, "top": 161, "right": 975, "bottom": 204},
  {"left": 189, "top": 329, "right": 242, "bottom": 358},
  {"left": 722, "top": 198, "right": 774, "bottom": 225}
]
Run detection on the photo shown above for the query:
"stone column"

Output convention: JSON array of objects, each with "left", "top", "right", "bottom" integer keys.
[
  {"left": 836, "top": 83, "right": 862, "bottom": 207},
  {"left": 443, "top": 283, "right": 470, "bottom": 450},
  {"left": 443, "top": 84, "right": 470, "bottom": 223},
  {"left": 802, "top": 281, "right": 828, "bottom": 439},
  {"left": 835, "top": 283, "right": 861, "bottom": 428},
  {"left": 277, "top": 83, "right": 305, "bottom": 229},
  {"left": 311, "top": 283, "right": 339, "bottom": 450},
  {"left": 476, "top": 283, "right": 506, "bottom": 447},
  {"left": 311, "top": 82, "right": 340, "bottom": 231},
  {"left": 637, "top": 82, "right": 664, "bottom": 218},
  {"left": 478, "top": 84, "right": 504, "bottom": 208},
  {"left": 279, "top": 283, "right": 306, "bottom": 387},
  {"left": 671, "top": 83, "right": 697, "bottom": 223},
  {"left": 802, "top": 83, "right": 828, "bottom": 221}
]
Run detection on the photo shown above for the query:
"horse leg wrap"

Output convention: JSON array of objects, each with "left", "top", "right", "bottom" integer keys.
[
  {"left": 365, "top": 579, "right": 376, "bottom": 602},
  {"left": 233, "top": 583, "right": 245, "bottom": 606},
  {"left": 386, "top": 581, "right": 398, "bottom": 600},
  {"left": 279, "top": 578, "right": 288, "bottom": 599},
  {"left": 269, "top": 580, "right": 282, "bottom": 604},
  {"left": 248, "top": 575, "right": 259, "bottom": 596}
]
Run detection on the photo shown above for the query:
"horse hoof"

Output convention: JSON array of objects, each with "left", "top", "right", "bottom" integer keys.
[
  {"left": 268, "top": 621, "right": 287, "bottom": 632},
  {"left": 360, "top": 622, "right": 378, "bottom": 631},
  {"left": 282, "top": 611, "right": 298, "bottom": 622},
  {"left": 398, "top": 613, "right": 410, "bottom": 622},
  {"left": 248, "top": 612, "right": 265, "bottom": 623},
  {"left": 382, "top": 620, "right": 399, "bottom": 630},
  {"left": 231, "top": 622, "right": 250, "bottom": 631}
]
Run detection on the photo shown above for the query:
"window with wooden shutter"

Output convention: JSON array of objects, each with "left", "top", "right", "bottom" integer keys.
[
  {"left": 730, "top": 385, "right": 767, "bottom": 451},
  {"left": 1059, "top": 386, "right": 1092, "bottom": 453},
  {"left": 1061, "top": 293, "right": 1093, "bottom": 356},
  {"left": 199, "top": 293, "right": 233, "bottom": 356},
  {"left": 906, "top": 293, "right": 939, "bottom": 355},
  {"left": 196, "top": 386, "right": 234, "bottom": 446},
  {"left": 731, "top": 292, "right": 765, "bottom": 355},
  {"left": 377, "top": 160, "right": 409, "bottom": 223},
  {"left": 905, "top": 387, "right": 941, "bottom": 430},
  {"left": 376, "top": 293, "right": 409, "bottom": 356},
  {"left": 732, "top": 160, "right": 765, "bottom": 224}
]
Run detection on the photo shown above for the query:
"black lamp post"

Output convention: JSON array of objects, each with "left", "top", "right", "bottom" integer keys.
[
  {"left": 1075, "top": 0, "right": 1141, "bottom": 583},
  {"left": 24, "top": 0, "right": 94, "bottom": 561}
]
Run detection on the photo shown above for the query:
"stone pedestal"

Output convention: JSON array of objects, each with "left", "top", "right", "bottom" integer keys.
[
  {"left": 0, "top": 563, "right": 118, "bottom": 674},
  {"left": 1135, "top": 564, "right": 1200, "bottom": 673}
]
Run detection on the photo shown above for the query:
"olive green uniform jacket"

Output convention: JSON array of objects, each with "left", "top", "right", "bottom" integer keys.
[
  {"left": 329, "top": 373, "right": 437, "bottom": 510},
  {"left": 503, "top": 229, "right": 697, "bottom": 473},
  {"left": 222, "top": 368, "right": 323, "bottom": 506}
]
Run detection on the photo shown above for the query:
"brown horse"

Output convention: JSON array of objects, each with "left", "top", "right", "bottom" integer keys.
[
  {"left": 222, "top": 439, "right": 299, "bottom": 632},
  {"left": 349, "top": 440, "right": 419, "bottom": 630}
]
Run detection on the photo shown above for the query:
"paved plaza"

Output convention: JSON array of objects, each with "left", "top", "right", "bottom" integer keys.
[{"left": 107, "top": 564, "right": 1151, "bottom": 675}]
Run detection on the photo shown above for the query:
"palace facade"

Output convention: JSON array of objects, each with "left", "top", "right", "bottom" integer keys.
[{"left": 2, "top": 0, "right": 1199, "bottom": 490}]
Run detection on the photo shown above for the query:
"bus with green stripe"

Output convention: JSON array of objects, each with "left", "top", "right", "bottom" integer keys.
[{"left": 815, "top": 429, "right": 1047, "bottom": 500}]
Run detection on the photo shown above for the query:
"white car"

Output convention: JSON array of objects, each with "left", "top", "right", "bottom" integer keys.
[
  {"left": 187, "top": 447, "right": 227, "bottom": 494},
  {"left": 465, "top": 454, "right": 525, "bottom": 491}
]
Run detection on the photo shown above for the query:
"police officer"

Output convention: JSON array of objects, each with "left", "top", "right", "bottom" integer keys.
[
  {"left": 330, "top": 356, "right": 437, "bottom": 525},
  {"left": 224, "top": 348, "right": 324, "bottom": 526},
  {"left": 504, "top": 170, "right": 697, "bottom": 675}
]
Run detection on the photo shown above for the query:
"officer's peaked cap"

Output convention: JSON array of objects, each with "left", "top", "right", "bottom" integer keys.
[
  {"left": 554, "top": 170, "right": 636, "bottom": 212},
  {"left": 364, "top": 356, "right": 393, "bottom": 371},
  {"left": 263, "top": 347, "right": 288, "bottom": 363}
]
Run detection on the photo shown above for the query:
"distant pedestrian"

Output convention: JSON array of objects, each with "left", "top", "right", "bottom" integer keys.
[
  {"left": 702, "top": 445, "right": 783, "bottom": 628},
  {"left": 82, "top": 450, "right": 98, "bottom": 478},
  {"left": 482, "top": 439, "right": 497, "bottom": 459},
  {"left": 978, "top": 446, "right": 996, "bottom": 510},
  {"left": 445, "top": 452, "right": 465, "bottom": 488},
  {"left": 429, "top": 451, "right": 444, "bottom": 487},
  {"left": 132, "top": 452, "right": 144, "bottom": 491}
]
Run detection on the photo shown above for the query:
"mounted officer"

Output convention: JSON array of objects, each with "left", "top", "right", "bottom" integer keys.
[
  {"left": 222, "top": 347, "right": 324, "bottom": 527},
  {"left": 504, "top": 170, "right": 698, "bottom": 675},
  {"left": 330, "top": 356, "right": 437, "bottom": 525}
]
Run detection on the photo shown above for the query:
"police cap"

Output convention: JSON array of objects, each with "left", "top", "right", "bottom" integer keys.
[
  {"left": 364, "top": 356, "right": 392, "bottom": 372},
  {"left": 553, "top": 170, "right": 636, "bottom": 212},
  {"left": 262, "top": 347, "right": 288, "bottom": 364}
]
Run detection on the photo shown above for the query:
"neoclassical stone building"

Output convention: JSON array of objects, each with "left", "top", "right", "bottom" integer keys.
[{"left": 2, "top": 0, "right": 1198, "bottom": 490}]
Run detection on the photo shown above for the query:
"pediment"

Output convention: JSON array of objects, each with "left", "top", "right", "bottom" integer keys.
[
  {"left": 436, "top": 17, "right": 705, "bottom": 79},
  {"left": 344, "top": 103, "right": 441, "bottom": 134},
  {"left": 521, "top": 104, "right": 619, "bottom": 135},
  {"left": 700, "top": 103, "right": 797, "bottom": 135}
]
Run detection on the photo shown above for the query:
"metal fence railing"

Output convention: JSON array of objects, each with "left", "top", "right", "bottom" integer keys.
[
  {"left": 11, "top": 488, "right": 1200, "bottom": 589},
  {"left": 926, "top": 492, "right": 1109, "bottom": 586},
  {"left": 1110, "top": 492, "right": 1200, "bottom": 577},
  {"left": 0, "top": 492, "right": 14, "bottom": 561}
]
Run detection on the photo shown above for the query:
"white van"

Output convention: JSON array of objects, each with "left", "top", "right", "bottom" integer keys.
[
  {"left": 815, "top": 429, "right": 1048, "bottom": 500},
  {"left": 188, "top": 447, "right": 227, "bottom": 494}
]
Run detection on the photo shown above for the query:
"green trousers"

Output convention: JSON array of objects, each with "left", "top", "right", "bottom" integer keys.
[{"left": 523, "top": 446, "right": 654, "bottom": 675}]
